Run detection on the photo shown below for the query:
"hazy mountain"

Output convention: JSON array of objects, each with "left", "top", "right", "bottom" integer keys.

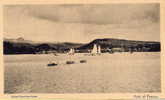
[
  {"left": 4, "top": 37, "right": 35, "bottom": 43},
  {"left": 3, "top": 38, "right": 84, "bottom": 54}
]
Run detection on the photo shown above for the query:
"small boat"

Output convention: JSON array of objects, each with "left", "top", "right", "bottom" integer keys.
[
  {"left": 53, "top": 53, "right": 58, "bottom": 56},
  {"left": 66, "top": 61, "right": 75, "bottom": 64},
  {"left": 80, "top": 60, "right": 87, "bottom": 63},
  {"left": 47, "top": 62, "right": 58, "bottom": 66}
]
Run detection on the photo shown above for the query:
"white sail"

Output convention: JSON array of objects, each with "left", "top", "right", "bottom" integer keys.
[
  {"left": 98, "top": 45, "right": 101, "bottom": 53},
  {"left": 68, "top": 49, "right": 72, "bottom": 53},
  {"left": 68, "top": 48, "right": 75, "bottom": 55},
  {"left": 91, "top": 44, "right": 97, "bottom": 54},
  {"left": 72, "top": 49, "right": 75, "bottom": 53}
]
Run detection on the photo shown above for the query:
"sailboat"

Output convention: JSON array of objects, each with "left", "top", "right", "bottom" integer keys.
[
  {"left": 66, "top": 48, "right": 75, "bottom": 64},
  {"left": 68, "top": 48, "right": 75, "bottom": 55},
  {"left": 97, "top": 45, "right": 101, "bottom": 54},
  {"left": 91, "top": 44, "right": 101, "bottom": 56},
  {"left": 97, "top": 45, "right": 101, "bottom": 53},
  {"left": 91, "top": 44, "right": 98, "bottom": 54}
]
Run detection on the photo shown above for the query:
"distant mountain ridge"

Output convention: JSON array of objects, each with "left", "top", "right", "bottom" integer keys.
[
  {"left": 77, "top": 38, "right": 160, "bottom": 49},
  {"left": 3, "top": 38, "right": 160, "bottom": 54},
  {"left": 4, "top": 37, "right": 33, "bottom": 43},
  {"left": 3, "top": 38, "right": 84, "bottom": 54}
]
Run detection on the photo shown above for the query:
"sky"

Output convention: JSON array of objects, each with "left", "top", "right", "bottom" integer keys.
[{"left": 3, "top": 4, "right": 160, "bottom": 43}]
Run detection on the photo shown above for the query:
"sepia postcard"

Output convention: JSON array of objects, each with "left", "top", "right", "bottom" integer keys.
[{"left": 0, "top": 0, "right": 165, "bottom": 100}]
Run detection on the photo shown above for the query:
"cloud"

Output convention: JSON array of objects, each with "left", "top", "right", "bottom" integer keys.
[
  {"left": 25, "top": 4, "right": 160, "bottom": 25},
  {"left": 4, "top": 4, "right": 160, "bottom": 42}
]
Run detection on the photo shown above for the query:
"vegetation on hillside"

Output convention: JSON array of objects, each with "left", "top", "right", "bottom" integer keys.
[{"left": 3, "top": 38, "right": 160, "bottom": 54}]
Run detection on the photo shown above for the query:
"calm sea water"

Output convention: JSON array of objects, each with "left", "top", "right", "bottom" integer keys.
[{"left": 4, "top": 52, "right": 161, "bottom": 93}]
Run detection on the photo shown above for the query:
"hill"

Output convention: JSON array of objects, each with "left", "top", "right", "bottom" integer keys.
[
  {"left": 76, "top": 38, "right": 160, "bottom": 53},
  {"left": 3, "top": 38, "right": 83, "bottom": 54},
  {"left": 3, "top": 38, "right": 160, "bottom": 54}
]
